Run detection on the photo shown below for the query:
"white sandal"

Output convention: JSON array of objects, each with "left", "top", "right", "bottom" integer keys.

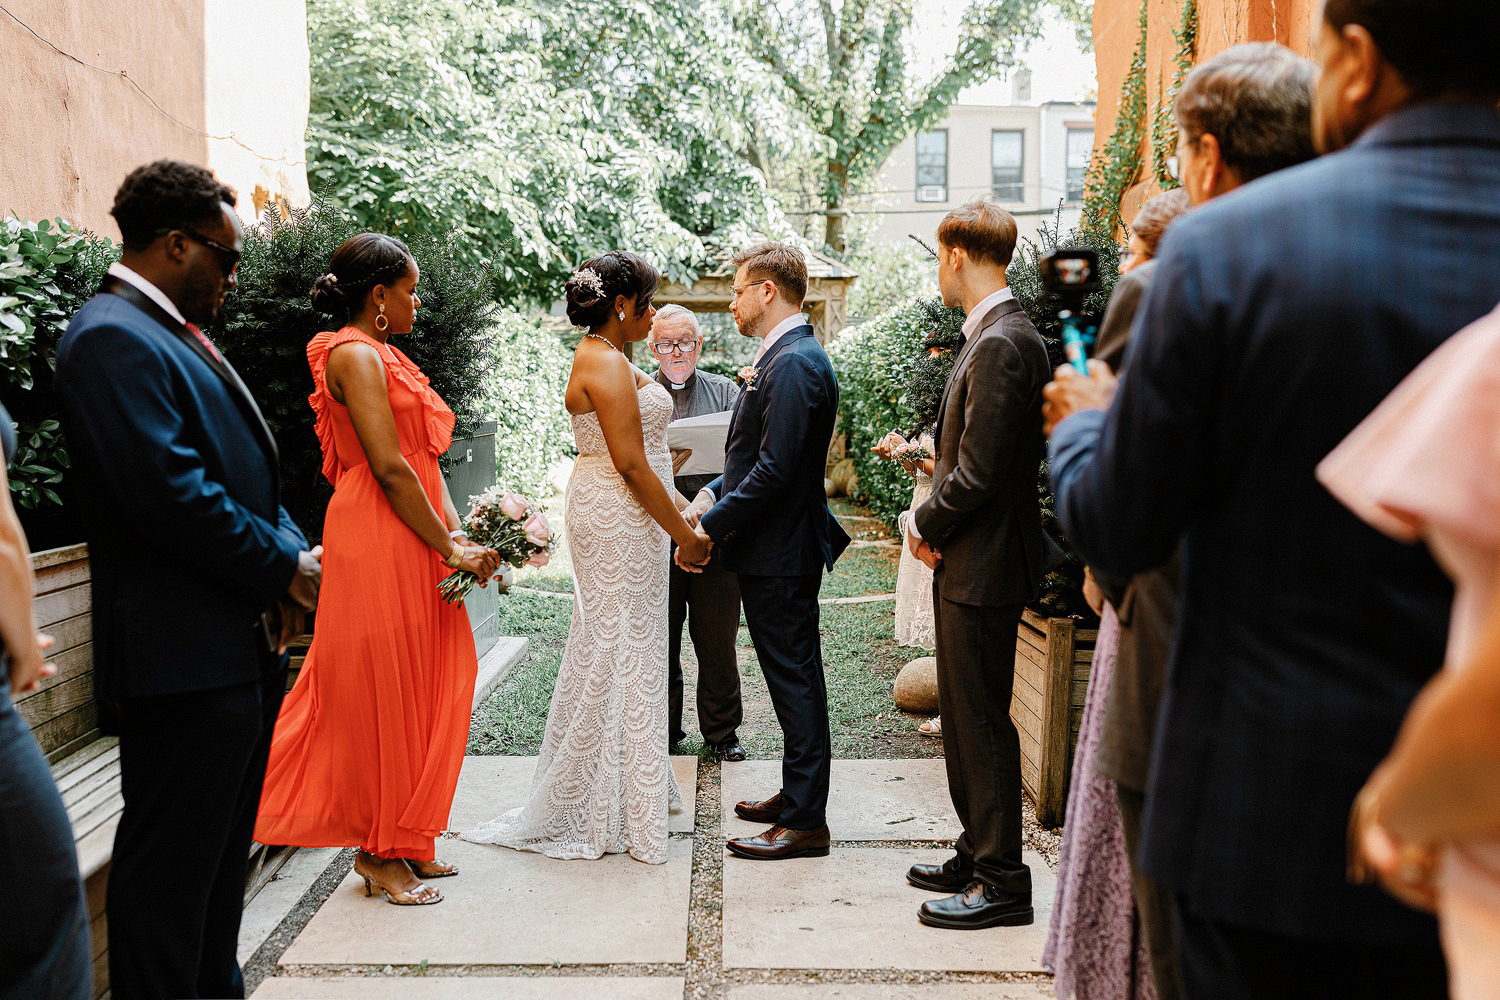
[{"left": 918, "top": 716, "right": 942, "bottom": 738}]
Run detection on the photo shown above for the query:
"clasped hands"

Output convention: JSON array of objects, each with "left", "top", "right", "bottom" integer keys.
[
  {"left": 1042, "top": 359, "right": 1119, "bottom": 437},
  {"left": 675, "top": 490, "right": 715, "bottom": 572},
  {"left": 1346, "top": 777, "right": 1440, "bottom": 913}
]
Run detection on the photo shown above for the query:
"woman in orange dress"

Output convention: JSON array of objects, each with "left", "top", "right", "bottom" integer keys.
[{"left": 255, "top": 234, "right": 499, "bottom": 905}]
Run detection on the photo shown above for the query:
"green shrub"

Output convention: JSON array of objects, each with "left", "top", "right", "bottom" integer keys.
[
  {"left": 0, "top": 218, "right": 118, "bottom": 546},
  {"left": 829, "top": 300, "right": 921, "bottom": 528},
  {"left": 483, "top": 310, "right": 575, "bottom": 496},
  {"left": 1011, "top": 211, "right": 1122, "bottom": 621},
  {"left": 213, "top": 202, "right": 500, "bottom": 541}
]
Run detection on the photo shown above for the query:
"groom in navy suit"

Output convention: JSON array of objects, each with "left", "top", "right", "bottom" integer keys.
[
  {"left": 55, "top": 161, "right": 320, "bottom": 999},
  {"left": 680, "top": 242, "right": 849, "bottom": 860}
]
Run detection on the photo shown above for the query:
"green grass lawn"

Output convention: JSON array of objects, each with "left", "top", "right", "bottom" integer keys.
[{"left": 468, "top": 503, "right": 938, "bottom": 760}]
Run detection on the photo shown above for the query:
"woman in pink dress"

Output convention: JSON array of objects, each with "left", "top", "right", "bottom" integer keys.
[{"left": 1319, "top": 301, "right": 1500, "bottom": 1000}]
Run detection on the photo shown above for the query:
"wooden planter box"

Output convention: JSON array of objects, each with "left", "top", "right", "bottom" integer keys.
[{"left": 1011, "top": 608, "right": 1098, "bottom": 827}]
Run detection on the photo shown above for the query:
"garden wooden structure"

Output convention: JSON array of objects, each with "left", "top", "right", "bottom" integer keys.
[
  {"left": 1012, "top": 609, "right": 1099, "bottom": 827},
  {"left": 654, "top": 242, "right": 858, "bottom": 345}
]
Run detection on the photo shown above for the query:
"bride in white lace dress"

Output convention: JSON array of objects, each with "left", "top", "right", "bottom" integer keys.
[{"left": 463, "top": 252, "right": 709, "bottom": 864}]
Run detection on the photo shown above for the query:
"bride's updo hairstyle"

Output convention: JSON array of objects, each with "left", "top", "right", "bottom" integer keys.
[
  {"left": 310, "top": 233, "right": 414, "bottom": 323},
  {"left": 564, "top": 251, "right": 660, "bottom": 331}
]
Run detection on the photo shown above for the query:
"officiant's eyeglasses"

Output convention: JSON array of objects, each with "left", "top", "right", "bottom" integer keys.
[
  {"left": 161, "top": 228, "right": 241, "bottom": 277},
  {"left": 650, "top": 338, "right": 701, "bottom": 357}
]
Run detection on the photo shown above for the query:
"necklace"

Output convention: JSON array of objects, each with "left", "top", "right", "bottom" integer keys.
[{"left": 583, "top": 332, "right": 621, "bottom": 353}]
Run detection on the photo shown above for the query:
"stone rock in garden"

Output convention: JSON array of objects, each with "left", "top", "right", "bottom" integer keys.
[
  {"left": 830, "top": 457, "right": 858, "bottom": 497},
  {"left": 824, "top": 477, "right": 837, "bottom": 497},
  {"left": 893, "top": 656, "right": 939, "bottom": 713}
]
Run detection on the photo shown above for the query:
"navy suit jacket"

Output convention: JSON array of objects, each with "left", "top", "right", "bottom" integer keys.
[
  {"left": 1050, "top": 103, "right": 1500, "bottom": 945},
  {"left": 55, "top": 282, "right": 306, "bottom": 703},
  {"left": 701, "top": 326, "right": 850, "bottom": 576}
]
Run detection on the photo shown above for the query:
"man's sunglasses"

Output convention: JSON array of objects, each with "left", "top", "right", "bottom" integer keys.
[{"left": 158, "top": 228, "right": 241, "bottom": 276}]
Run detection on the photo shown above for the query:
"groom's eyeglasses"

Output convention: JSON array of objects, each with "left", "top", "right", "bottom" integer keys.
[{"left": 650, "top": 338, "right": 701, "bottom": 357}]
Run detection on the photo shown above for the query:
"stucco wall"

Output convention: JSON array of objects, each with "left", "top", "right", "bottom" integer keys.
[
  {"left": 203, "top": 0, "right": 311, "bottom": 220},
  {"left": 0, "top": 0, "right": 309, "bottom": 238},
  {"left": 0, "top": 0, "right": 208, "bottom": 233},
  {"left": 1091, "top": 0, "right": 1321, "bottom": 222}
]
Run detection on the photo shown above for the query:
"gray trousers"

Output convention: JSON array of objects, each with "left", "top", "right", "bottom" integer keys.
[{"left": 667, "top": 552, "right": 743, "bottom": 746}]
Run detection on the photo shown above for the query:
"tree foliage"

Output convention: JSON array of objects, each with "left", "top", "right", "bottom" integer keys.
[
  {"left": 730, "top": 0, "right": 1078, "bottom": 251},
  {"left": 306, "top": 0, "right": 799, "bottom": 303}
]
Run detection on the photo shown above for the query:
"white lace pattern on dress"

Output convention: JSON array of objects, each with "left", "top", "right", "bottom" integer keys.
[
  {"left": 895, "top": 432, "right": 937, "bottom": 649},
  {"left": 462, "top": 381, "right": 682, "bottom": 863}
]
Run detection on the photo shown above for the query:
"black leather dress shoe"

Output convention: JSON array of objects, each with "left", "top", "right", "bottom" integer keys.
[
  {"left": 725, "top": 824, "right": 832, "bottom": 860},
  {"left": 917, "top": 880, "right": 1033, "bottom": 930},
  {"left": 734, "top": 791, "right": 786, "bottom": 823},
  {"left": 712, "top": 737, "right": 747, "bottom": 762},
  {"left": 907, "top": 854, "right": 974, "bottom": 892}
]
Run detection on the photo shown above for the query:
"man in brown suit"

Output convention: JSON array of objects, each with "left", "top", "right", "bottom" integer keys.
[{"left": 904, "top": 198, "right": 1051, "bottom": 929}]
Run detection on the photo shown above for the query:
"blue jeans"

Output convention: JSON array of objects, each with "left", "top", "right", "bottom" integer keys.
[{"left": 0, "top": 672, "right": 91, "bottom": 1000}]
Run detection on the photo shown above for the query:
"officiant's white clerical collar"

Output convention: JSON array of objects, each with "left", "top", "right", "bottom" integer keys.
[{"left": 664, "top": 369, "right": 697, "bottom": 392}]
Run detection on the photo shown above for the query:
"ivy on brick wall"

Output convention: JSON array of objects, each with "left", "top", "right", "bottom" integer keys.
[
  {"left": 1151, "top": 0, "right": 1200, "bottom": 187},
  {"left": 1082, "top": 0, "right": 1149, "bottom": 231}
]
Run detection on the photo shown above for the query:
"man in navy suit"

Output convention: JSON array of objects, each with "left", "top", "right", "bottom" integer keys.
[
  {"left": 680, "top": 242, "right": 849, "bottom": 860},
  {"left": 1043, "top": 1, "right": 1500, "bottom": 995},
  {"left": 55, "top": 161, "right": 321, "bottom": 1000}
]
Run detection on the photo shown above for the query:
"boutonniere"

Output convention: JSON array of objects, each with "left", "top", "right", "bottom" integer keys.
[{"left": 737, "top": 365, "right": 761, "bottom": 392}]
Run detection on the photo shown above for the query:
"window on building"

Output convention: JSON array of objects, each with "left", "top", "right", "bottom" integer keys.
[
  {"left": 991, "top": 130, "right": 1025, "bottom": 202},
  {"left": 1065, "top": 127, "right": 1094, "bottom": 203},
  {"left": 915, "top": 130, "right": 948, "bottom": 202}
]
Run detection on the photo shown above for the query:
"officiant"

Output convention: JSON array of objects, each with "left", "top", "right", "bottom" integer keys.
[{"left": 651, "top": 306, "right": 746, "bottom": 762}]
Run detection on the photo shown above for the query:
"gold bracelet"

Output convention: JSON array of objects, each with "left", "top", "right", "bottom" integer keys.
[{"left": 445, "top": 545, "right": 465, "bottom": 568}]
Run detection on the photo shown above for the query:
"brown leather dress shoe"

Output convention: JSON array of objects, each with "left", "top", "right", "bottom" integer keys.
[
  {"left": 733, "top": 791, "right": 786, "bottom": 823},
  {"left": 726, "top": 824, "right": 832, "bottom": 861}
]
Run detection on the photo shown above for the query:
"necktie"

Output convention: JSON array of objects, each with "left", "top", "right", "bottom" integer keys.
[{"left": 185, "top": 322, "right": 225, "bottom": 365}]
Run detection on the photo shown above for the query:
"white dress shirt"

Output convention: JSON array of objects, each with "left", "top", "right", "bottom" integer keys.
[
  {"left": 753, "top": 313, "right": 810, "bottom": 364},
  {"left": 107, "top": 262, "right": 189, "bottom": 326},
  {"left": 907, "top": 285, "right": 1015, "bottom": 546}
]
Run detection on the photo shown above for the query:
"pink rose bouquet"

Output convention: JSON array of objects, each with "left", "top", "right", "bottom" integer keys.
[{"left": 437, "top": 485, "right": 556, "bottom": 604}]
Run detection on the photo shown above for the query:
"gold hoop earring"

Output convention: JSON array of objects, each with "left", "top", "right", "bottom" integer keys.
[{"left": 375, "top": 302, "right": 389, "bottom": 333}]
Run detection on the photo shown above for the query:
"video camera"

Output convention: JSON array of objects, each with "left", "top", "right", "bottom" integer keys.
[{"left": 1040, "top": 249, "right": 1101, "bottom": 375}]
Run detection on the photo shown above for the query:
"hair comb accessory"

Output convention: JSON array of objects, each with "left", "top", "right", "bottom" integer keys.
[
  {"left": 571, "top": 267, "right": 605, "bottom": 300},
  {"left": 320, "top": 273, "right": 339, "bottom": 285}
]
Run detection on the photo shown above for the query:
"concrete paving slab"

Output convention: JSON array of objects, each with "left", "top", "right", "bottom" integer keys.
[
  {"left": 722, "top": 760, "right": 957, "bottom": 841},
  {"left": 447, "top": 756, "right": 697, "bottom": 835},
  {"left": 254, "top": 976, "right": 683, "bottom": 998},
  {"left": 279, "top": 838, "right": 691, "bottom": 967},
  {"left": 728, "top": 985, "right": 1053, "bottom": 1000},
  {"left": 722, "top": 847, "right": 1054, "bottom": 972},
  {"left": 239, "top": 847, "right": 342, "bottom": 965}
]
